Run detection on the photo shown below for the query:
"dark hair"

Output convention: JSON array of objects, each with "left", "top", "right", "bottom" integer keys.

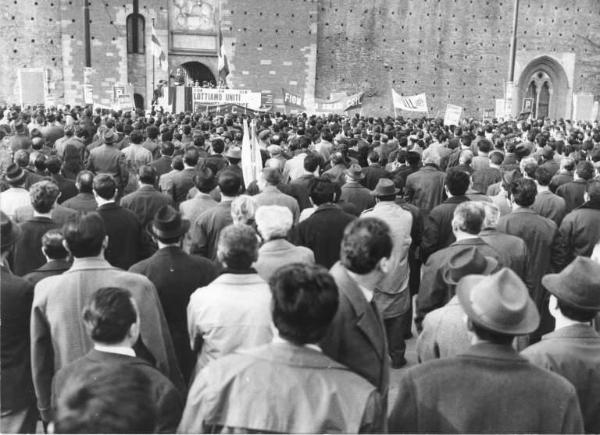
[
  {"left": 41, "top": 229, "right": 68, "bottom": 259},
  {"left": 172, "top": 155, "right": 184, "bottom": 171},
  {"left": 269, "top": 264, "right": 339, "bottom": 345},
  {"left": 194, "top": 167, "right": 216, "bottom": 193},
  {"left": 217, "top": 224, "right": 258, "bottom": 269},
  {"left": 76, "top": 170, "right": 95, "bottom": 194},
  {"left": 217, "top": 169, "right": 242, "bottom": 196},
  {"left": 53, "top": 364, "right": 156, "bottom": 434},
  {"left": 138, "top": 165, "right": 156, "bottom": 185},
  {"left": 211, "top": 138, "right": 225, "bottom": 154},
  {"left": 406, "top": 151, "right": 421, "bottom": 166},
  {"left": 340, "top": 218, "right": 392, "bottom": 274},
  {"left": 522, "top": 161, "right": 538, "bottom": 179},
  {"left": 263, "top": 167, "right": 282, "bottom": 185},
  {"left": 489, "top": 151, "right": 504, "bottom": 165},
  {"left": 146, "top": 125, "right": 159, "bottom": 140},
  {"left": 535, "top": 166, "right": 552, "bottom": 186},
  {"left": 576, "top": 160, "right": 595, "bottom": 181},
  {"left": 445, "top": 168, "right": 470, "bottom": 196},
  {"left": 93, "top": 174, "right": 117, "bottom": 200},
  {"left": 83, "top": 287, "right": 137, "bottom": 344},
  {"left": 184, "top": 147, "right": 200, "bottom": 166},
  {"left": 556, "top": 299, "right": 597, "bottom": 322},
  {"left": 510, "top": 178, "right": 537, "bottom": 207},
  {"left": 303, "top": 152, "right": 321, "bottom": 173},
  {"left": 30, "top": 181, "right": 60, "bottom": 213},
  {"left": 45, "top": 156, "right": 62, "bottom": 174},
  {"left": 477, "top": 139, "right": 492, "bottom": 153},
  {"left": 160, "top": 141, "right": 174, "bottom": 156},
  {"left": 129, "top": 129, "right": 144, "bottom": 144},
  {"left": 308, "top": 177, "right": 337, "bottom": 205},
  {"left": 470, "top": 320, "right": 515, "bottom": 344},
  {"left": 62, "top": 212, "right": 106, "bottom": 258}
]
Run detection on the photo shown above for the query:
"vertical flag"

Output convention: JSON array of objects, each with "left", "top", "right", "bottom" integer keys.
[
  {"left": 241, "top": 119, "right": 262, "bottom": 189},
  {"left": 151, "top": 23, "right": 167, "bottom": 71}
]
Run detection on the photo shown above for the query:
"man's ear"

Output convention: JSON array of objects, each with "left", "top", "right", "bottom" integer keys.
[
  {"left": 62, "top": 239, "right": 72, "bottom": 254},
  {"left": 102, "top": 235, "right": 109, "bottom": 250},
  {"left": 378, "top": 256, "right": 391, "bottom": 275}
]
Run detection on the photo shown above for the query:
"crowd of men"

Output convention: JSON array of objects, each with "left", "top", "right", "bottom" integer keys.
[{"left": 0, "top": 103, "right": 599, "bottom": 433}]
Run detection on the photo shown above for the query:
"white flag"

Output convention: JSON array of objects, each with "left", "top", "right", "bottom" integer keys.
[
  {"left": 241, "top": 119, "right": 262, "bottom": 189},
  {"left": 151, "top": 24, "right": 168, "bottom": 72},
  {"left": 392, "top": 90, "right": 428, "bottom": 112}
]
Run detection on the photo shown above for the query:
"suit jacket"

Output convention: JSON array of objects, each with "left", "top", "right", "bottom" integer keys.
[
  {"left": 13, "top": 204, "right": 77, "bottom": 227},
  {"left": 53, "top": 350, "right": 184, "bottom": 433},
  {"left": 557, "top": 201, "right": 600, "bottom": 269},
  {"left": 522, "top": 324, "right": 600, "bottom": 434},
  {"left": 471, "top": 166, "right": 502, "bottom": 194},
  {"left": 166, "top": 167, "right": 197, "bottom": 205},
  {"left": 61, "top": 192, "right": 98, "bottom": 212},
  {"left": 421, "top": 196, "right": 470, "bottom": 261},
  {"left": 13, "top": 216, "right": 60, "bottom": 276},
  {"left": 416, "top": 238, "right": 504, "bottom": 330},
  {"left": 389, "top": 342, "right": 584, "bottom": 433},
  {"left": 254, "top": 185, "right": 300, "bottom": 222},
  {"left": 532, "top": 189, "right": 567, "bottom": 226},
  {"left": 150, "top": 155, "right": 173, "bottom": 178},
  {"left": 178, "top": 342, "right": 383, "bottom": 434},
  {"left": 320, "top": 262, "right": 390, "bottom": 395},
  {"left": 550, "top": 172, "right": 573, "bottom": 193},
  {"left": 87, "top": 144, "right": 128, "bottom": 187},
  {"left": 188, "top": 200, "right": 233, "bottom": 260},
  {"left": 362, "top": 164, "right": 389, "bottom": 190},
  {"left": 405, "top": 164, "right": 446, "bottom": 216},
  {"left": 97, "top": 202, "right": 154, "bottom": 270},
  {"left": 23, "top": 259, "right": 71, "bottom": 287},
  {"left": 557, "top": 179, "right": 589, "bottom": 213},
  {"left": 187, "top": 272, "right": 273, "bottom": 375},
  {"left": 497, "top": 208, "right": 561, "bottom": 306},
  {"left": 416, "top": 296, "right": 470, "bottom": 362},
  {"left": 253, "top": 239, "right": 315, "bottom": 282},
  {"left": 1, "top": 266, "right": 36, "bottom": 412},
  {"left": 51, "top": 173, "right": 78, "bottom": 204},
  {"left": 292, "top": 204, "right": 356, "bottom": 269},
  {"left": 340, "top": 181, "right": 376, "bottom": 214},
  {"left": 31, "top": 257, "right": 183, "bottom": 420},
  {"left": 478, "top": 228, "right": 531, "bottom": 288},
  {"left": 120, "top": 185, "right": 173, "bottom": 227},
  {"left": 130, "top": 247, "right": 218, "bottom": 382}
]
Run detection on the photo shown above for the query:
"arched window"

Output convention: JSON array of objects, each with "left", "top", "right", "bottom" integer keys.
[{"left": 127, "top": 13, "right": 145, "bottom": 54}]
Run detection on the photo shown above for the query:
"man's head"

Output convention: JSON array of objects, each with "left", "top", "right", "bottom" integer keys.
[
  {"left": 261, "top": 167, "right": 282, "bottom": 186},
  {"left": 75, "top": 170, "right": 95, "bottom": 194},
  {"left": 575, "top": 160, "right": 595, "bottom": 181},
  {"left": 129, "top": 129, "right": 144, "bottom": 145},
  {"left": 194, "top": 167, "right": 216, "bottom": 194},
  {"left": 445, "top": 168, "right": 470, "bottom": 197},
  {"left": 217, "top": 169, "right": 242, "bottom": 197},
  {"left": 41, "top": 229, "right": 68, "bottom": 260},
  {"left": 269, "top": 263, "right": 338, "bottom": 345},
  {"left": 30, "top": 181, "right": 60, "bottom": 214},
  {"left": 4, "top": 163, "right": 26, "bottom": 188},
  {"left": 183, "top": 147, "right": 200, "bottom": 167},
  {"left": 509, "top": 178, "right": 537, "bottom": 208},
  {"left": 477, "top": 139, "right": 492, "bottom": 154},
  {"left": 137, "top": 165, "right": 156, "bottom": 186},
  {"left": 585, "top": 180, "right": 600, "bottom": 203},
  {"left": 1, "top": 212, "right": 22, "bottom": 256},
  {"left": 53, "top": 364, "right": 156, "bottom": 434},
  {"left": 534, "top": 166, "right": 552, "bottom": 187},
  {"left": 160, "top": 141, "right": 174, "bottom": 157},
  {"left": 93, "top": 174, "right": 117, "bottom": 201},
  {"left": 211, "top": 138, "right": 225, "bottom": 154},
  {"left": 308, "top": 177, "right": 338, "bottom": 205},
  {"left": 303, "top": 152, "right": 321, "bottom": 173},
  {"left": 482, "top": 202, "right": 501, "bottom": 230},
  {"left": 340, "top": 218, "right": 392, "bottom": 275},
  {"left": 216, "top": 224, "right": 258, "bottom": 270},
  {"left": 82, "top": 287, "right": 139, "bottom": 346},
  {"left": 62, "top": 212, "right": 107, "bottom": 258},
  {"left": 452, "top": 201, "right": 485, "bottom": 236}
]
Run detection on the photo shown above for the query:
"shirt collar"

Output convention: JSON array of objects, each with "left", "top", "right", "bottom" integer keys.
[
  {"left": 271, "top": 332, "right": 322, "bottom": 353},
  {"left": 94, "top": 344, "right": 136, "bottom": 357}
]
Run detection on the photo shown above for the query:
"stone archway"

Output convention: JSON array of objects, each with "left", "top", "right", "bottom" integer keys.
[
  {"left": 516, "top": 56, "right": 570, "bottom": 120},
  {"left": 173, "top": 61, "right": 216, "bottom": 87}
]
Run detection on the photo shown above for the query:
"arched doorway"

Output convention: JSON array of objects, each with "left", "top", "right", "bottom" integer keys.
[
  {"left": 173, "top": 62, "right": 216, "bottom": 87},
  {"left": 516, "top": 56, "right": 570, "bottom": 120}
]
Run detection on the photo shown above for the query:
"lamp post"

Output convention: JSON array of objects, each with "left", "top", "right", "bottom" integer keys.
[{"left": 505, "top": 0, "right": 520, "bottom": 118}]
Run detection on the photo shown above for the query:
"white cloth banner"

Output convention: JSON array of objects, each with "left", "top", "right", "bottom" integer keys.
[
  {"left": 241, "top": 119, "right": 263, "bottom": 189},
  {"left": 391, "top": 90, "right": 428, "bottom": 112}
]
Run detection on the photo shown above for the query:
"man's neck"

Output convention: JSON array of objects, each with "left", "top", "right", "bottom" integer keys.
[
  {"left": 33, "top": 210, "right": 53, "bottom": 219},
  {"left": 94, "top": 342, "right": 135, "bottom": 357},
  {"left": 554, "top": 313, "right": 588, "bottom": 331},
  {"left": 220, "top": 194, "right": 235, "bottom": 202},
  {"left": 454, "top": 231, "right": 479, "bottom": 241},
  {"left": 538, "top": 185, "right": 549, "bottom": 193},
  {"left": 139, "top": 183, "right": 153, "bottom": 190},
  {"left": 157, "top": 241, "right": 180, "bottom": 250},
  {"left": 346, "top": 268, "right": 378, "bottom": 294}
]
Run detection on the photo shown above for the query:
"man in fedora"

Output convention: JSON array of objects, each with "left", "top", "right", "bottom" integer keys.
[
  {"left": 339, "top": 163, "right": 375, "bottom": 214},
  {"left": 0, "top": 164, "right": 30, "bottom": 218},
  {"left": 0, "top": 212, "right": 37, "bottom": 433},
  {"left": 87, "top": 129, "right": 128, "bottom": 195},
  {"left": 223, "top": 146, "right": 245, "bottom": 188},
  {"left": 522, "top": 256, "right": 600, "bottom": 433},
  {"left": 362, "top": 178, "right": 413, "bottom": 368},
  {"left": 389, "top": 268, "right": 584, "bottom": 433},
  {"left": 417, "top": 247, "right": 498, "bottom": 362},
  {"left": 130, "top": 206, "right": 217, "bottom": 383}
]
